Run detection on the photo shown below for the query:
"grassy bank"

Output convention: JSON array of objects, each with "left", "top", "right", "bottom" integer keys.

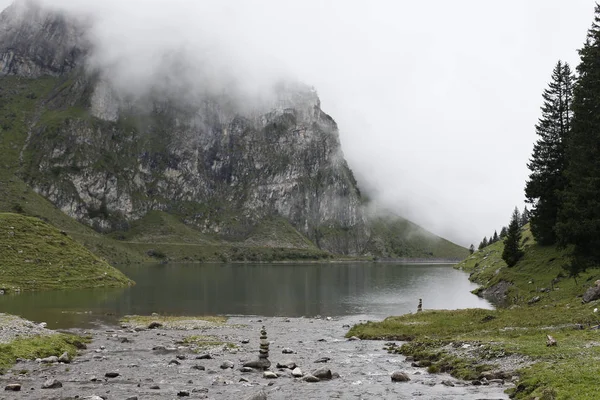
[
  {"left": 0, "top": 334, "right": 89, "bottom": 374},
  {"left": 348, "top": 225, "right": 600, "bottom": 399},
  {"left": 0, "top": 213, "right": 133, "bottom": 292}
]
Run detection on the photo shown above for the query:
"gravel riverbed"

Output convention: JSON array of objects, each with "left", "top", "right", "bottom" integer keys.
[{"left": 0, "top": 315, "right": 510, "bottom": 399}]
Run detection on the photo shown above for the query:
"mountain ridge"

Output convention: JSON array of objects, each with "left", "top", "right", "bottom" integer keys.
[{"left": 0, "top": 0, "right": 467, "bottom": 261}]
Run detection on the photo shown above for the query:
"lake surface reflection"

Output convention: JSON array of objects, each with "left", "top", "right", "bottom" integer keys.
[{"left": 0, "top": 263, "right": 491, "bottom": 329}]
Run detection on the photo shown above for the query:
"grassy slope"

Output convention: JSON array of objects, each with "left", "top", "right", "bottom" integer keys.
[
  {"left": 368, "top": 216, "right": 468, "bottom": 260},
  {"left": 0, "top": 75, "right": 465, "bottom": 265},
  {"left": 0, "top": 213, "right": 133, "bottom": 292},
  {"left": 348, "top": 225, "right": 600, "bottom": 399}
]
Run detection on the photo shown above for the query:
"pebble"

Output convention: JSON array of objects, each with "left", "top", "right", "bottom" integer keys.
[
  {"left": 58, "top": 352, "right": 71, "bottom": 363},
  {"left": 150, "top": 384, "right": 161, "bottom": 389},
  {"left": 41, "top": 379, "right": 63, "bottom": 389},
  {"left": 263, "top": 371, "right": 278, "bottom": 379},
  {"left": 312, "top": 367, "right": 332, "bottom": 380},
  {"left": 282, "top": 348, "right": 295, "bottom": 354},
  {"left": 169, "top": 359, "right": 181, "bottom": 365},
  {"left": 391, "top": 371, "right": 411, "bottom": 382},
  {"left": 302, "top": 374, "right": 320, "bottom": 383},
  {"left": 220, "top": 360, "right": 234, "bottom": 369},
  {"left": 196, "top": 354, "right": 212, "bottom": 360},
  {"left": 105, "top": 372, "right": 120, "bottom": 378},
  {"left": 40, "top": 356, "right": 59, "bottom": 363},
  {"left": 240, "top": 367, "right": 254, "bottom": 372},
  {"left": 4, "top": 383, "right": 21, "bottom": 391},
  {"left": 314, "top": 357, "right": 330, "bottom": 363},
  {"left": 192, "top": 365, "right": 206, "bottom": 371},
  {"left": 177, "top": 390, "right": 190, "bottom": 397},
  {"left": 292, "top": 367, "right": 303, "bottom": 377}
]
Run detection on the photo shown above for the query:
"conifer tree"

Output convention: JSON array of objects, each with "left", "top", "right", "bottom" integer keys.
[
  {"left": 502, "top": 207, "right": 524, "bottom": 267},
  {"left": 492, "top": 230, "right": 499, "bottom": 243},
  {"left": 556, "top": 5, "right": 600, "bottom": 275},
  {"left": 525, "top": 61, "right": 573, "bottom": 245},
  {"left": 500, "top": 226, "right": 508, "bottom": 239},
  {"left": 469, "top": 244, "right": 475, "bottom": 254},
  {"left": 478, "top": 237, "right": 488, "bottom": 250},
  {"left": 521, "top": 206, "right": 531, "bottom": 227}
]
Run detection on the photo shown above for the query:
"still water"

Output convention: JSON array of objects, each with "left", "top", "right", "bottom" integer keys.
[{"left": 0, "top": 263, "right": 491, "bottom": 329}]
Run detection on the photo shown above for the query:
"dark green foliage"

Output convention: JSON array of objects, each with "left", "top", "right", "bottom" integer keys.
[
  {"left": 469, "top": 244, "right": 475, "bottom": 254},
  {"left": 478, "top": 237, "right": 488, "bottom": 250},
  {"left": 500, "top": 226, "right": 508, "bottom": 239},
  {"left": 502, "top": 207, "right": 524, "bottom": 267},
  {"left": 556, "top": 6, "right": 600, "bottom": 275},
  {"left": 520, "top": 206, "right": 531, "bottom": 227},
  {"left": 525, "top": 61, "right": 573, "bottom": 245},
  {"left": 492, "top": 230, "right": 499, "bottom": 243}
]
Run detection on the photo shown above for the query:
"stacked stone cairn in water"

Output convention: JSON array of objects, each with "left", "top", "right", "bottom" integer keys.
[{"left": 243, "top": 326, "right": 271, "bottom": 370}]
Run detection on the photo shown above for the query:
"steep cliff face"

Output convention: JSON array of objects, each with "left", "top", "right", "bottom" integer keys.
[{"left": 0, "top": 1, "right": 368, "bottom": 254}]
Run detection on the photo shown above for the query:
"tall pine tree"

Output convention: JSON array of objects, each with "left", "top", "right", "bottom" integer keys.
[
  {"left": 556, "top": 5, "right": 600, "bottom": 275},
  {"left": 525, "top": 61, "right": 573, "bottom": 245},
  {"left": 502, "top": 207, "right": 524, "bottom": 267}
]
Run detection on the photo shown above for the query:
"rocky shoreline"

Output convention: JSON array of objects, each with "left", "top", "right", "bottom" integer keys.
[{"left": 0, "top": 315, "right": 510, "bottom": 399}]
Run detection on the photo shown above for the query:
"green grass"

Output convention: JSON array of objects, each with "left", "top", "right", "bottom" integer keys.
[
  {"left": 367, "top": 215, "right": 469, "bottom": 259},
  {"left": 181, "top": 334, "right": 237, "bottom": 351},
  {"left": 0, "top": 333, "right": 90, "bottom": 374},
  {"left": 348, "top": 225, "right": 600, "bottom": 399},
  {"left": 0, "top": 213, "right": 133, "bottom": 292},
  {"left": 120, "top": 315, "right": 228, "bottom": 328}
]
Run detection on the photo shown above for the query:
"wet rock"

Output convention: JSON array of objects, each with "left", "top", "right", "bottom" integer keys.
[
  {"left": 391, "top": 371, "right": 411, "bottom": 382},
  {"left": 282, "top": 348, "right": 295, "bottom": 354},
  {"left": 192, "top": 365, "right": 206, "bottom": 371},
  {"left": 263, "top": 371, "right": 278, "bottom": 379},
  {"left": 292, "top": 367, "right": 303, "bottom": 377},
  {"left": 302, "top": 374, "right": 320, "bottom": 383},
  {"left": 220, "top": 360, "right": 234, "bottom": 369},
  {"left": 314, "top": 357, "right": 330, "bottom": 363},
  {"left": 105, "top": 372, "right": 120, "bottom": 378},
  {"left": 148, "top": 321, "right": 163, "bottom": 329},
  {"left": 177, "top": 390, "right": 190, "bottom": 397},
  {"left": 196, "top": 354, "right": 213, "bottom": 360},
  {"left": 58, "top": 351, "right": 71, "bottom": 363},
  {"left": 243, "top": 359, "right": 271, "bottom": 370},
  {"left": 4, "top": 383, "right": 21, "bottom": 391},
  {"left": 40, "top": 356, "right": 59, "bottom": 363},
  {"left": 312, "top": 368, "right": 332, "bottom": 380},
  {"left": 244, "top": 391, "right": 267, "bottom": 400},
  {"left": 276, "top": 360, "right": 296, "bottom": 369},
  {"left": 41, "top": 379, "right": 62, "bottom": 389}
]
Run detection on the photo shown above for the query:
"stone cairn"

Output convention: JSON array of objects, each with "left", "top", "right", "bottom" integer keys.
[
  {"left": 417, "top": 298, "right": 422, "bottom": 313},
  {"left": 243, "top": 325, "right": 271, "bottom": 370},
  {"left": 259, "top": 326, "right": 269, "bottom": 360}
]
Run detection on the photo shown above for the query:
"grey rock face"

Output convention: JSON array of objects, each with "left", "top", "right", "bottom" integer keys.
[
  {"left": 0, "top": 2, "right": 370, "bottom": 255},
  {"left": 0, "top": 1, "right": 85, "bottom": 77}
]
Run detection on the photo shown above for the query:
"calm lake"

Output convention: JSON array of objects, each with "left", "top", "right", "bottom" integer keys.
[{"left": 0, "top": 263, "right": 491, "bottom": 329}]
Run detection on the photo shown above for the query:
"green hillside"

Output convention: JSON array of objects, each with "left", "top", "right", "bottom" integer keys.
[
  {"left": 0, "top": 213, "right": 133, "bottom": 292},
  {"left": 349, "top": 225, "right": 600, "bottom": 399}
]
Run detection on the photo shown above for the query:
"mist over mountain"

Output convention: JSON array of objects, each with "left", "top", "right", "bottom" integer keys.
[{"left": 0, "top": 0, "right": 467, "bottom": 260}]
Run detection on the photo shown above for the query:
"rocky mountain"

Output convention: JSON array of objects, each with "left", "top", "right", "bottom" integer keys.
[{"left": 0, "top": 1, "right": 466, "bottom": 260}]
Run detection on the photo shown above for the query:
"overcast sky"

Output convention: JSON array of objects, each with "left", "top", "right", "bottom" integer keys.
[{"left": 2, "top": 0, "right": 596, "bottom": 246}]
